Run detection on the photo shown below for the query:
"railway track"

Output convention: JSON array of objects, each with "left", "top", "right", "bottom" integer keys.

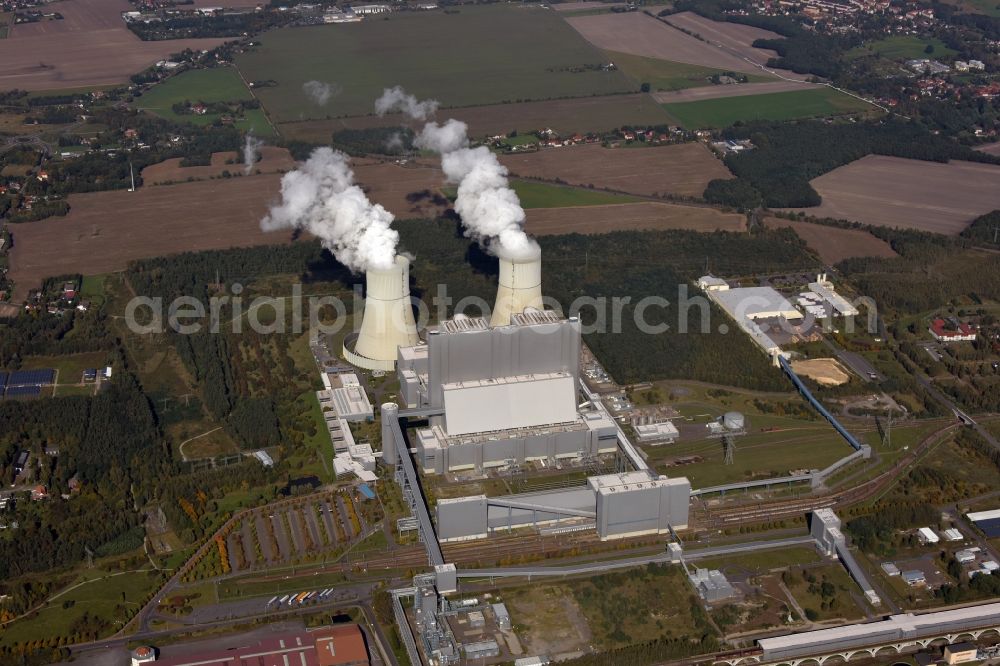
[{"left": 704, "top": 422, "right": 961, "bottom": 527}]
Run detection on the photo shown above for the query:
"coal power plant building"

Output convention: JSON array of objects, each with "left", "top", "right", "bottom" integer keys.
[
  {"left": 396, "top": 310, "right": 618, "bottom": 474},
  {"left": 436, "top": 471, "right": 690, "bottom": 542}
]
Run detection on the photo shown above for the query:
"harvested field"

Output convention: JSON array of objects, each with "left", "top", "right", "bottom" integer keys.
[
  {"left": 7, "top": 159, "right": 446, "bottom": 298},
  {"left": 6, "top": 175, "right": 289, "bottom": 300},
  {"left": 277, "top": 93, "right": 670, "bottom": 142},
  {"left": 353, "top": 160, "right": 450, "bottom": 220},
  {"left": 782, "top": 155, "right": 1000, "bottom": 235},
  {"left": 763, "top": 217, "right": 897, "bottom": 264},
  {"left": 790, "top": 358, "right": 850, "bottom": 386},
  {"left": 0, "top": 0, "right": 227, "bottom": 90},
  {"left": 501, "top": 142, "right": 730, "bottom": 198},
  {"left": 976, "top": 141, "right": 1000, "bottom": 156},
  {"left": 141, "top": 147, "right": 296, "bottom": 185},
  {"left": 567, "top": 12, "right": 770, "bottom": 75},
  {"left": 661, "top": 11, "right": 808, "bottom": 78},
  {"left": 653, "top": 80, "right": 821, "bottom": 103},
  {"left": 525, "top": 201, "right": 744, "bottom": 235}
]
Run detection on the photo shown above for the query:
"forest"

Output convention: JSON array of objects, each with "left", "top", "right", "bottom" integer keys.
[{"left": 706, "top": 119, "right": 1000, "bottom": 208}]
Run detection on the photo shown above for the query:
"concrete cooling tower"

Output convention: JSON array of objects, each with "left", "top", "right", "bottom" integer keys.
[
  {"left": 490, "top": 248, "right": 544, "bottom": 327},
  {"left": 344, "top": 255, "right": 419, "bottom": 371}
]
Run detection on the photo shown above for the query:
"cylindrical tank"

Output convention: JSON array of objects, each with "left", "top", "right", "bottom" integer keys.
[
  {"left": 345, "top": 255, "right": 419, "bottom": 371},
  {"left": 723, "top": 411, "right": 745, "bottom": 431},
  {"left": 490, "top": 246, "right": 544, "bottom": 327}
]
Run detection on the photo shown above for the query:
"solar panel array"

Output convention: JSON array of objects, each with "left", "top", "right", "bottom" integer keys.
[
  {"left": 0, "top": 372, "right": 7, "bottom": 390},
  {"left": 3, "top": 385, "right": 42, "bottom": 400},
  {"left": 972, "top": 517, "right": 1000, "bottom": 538},
  {"left": 7, "top": 368, "right": 56, "bottom": 387}
]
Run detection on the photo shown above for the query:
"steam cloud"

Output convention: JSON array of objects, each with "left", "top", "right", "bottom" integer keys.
[
  {"left": 261, "top": 147, "right": 398, "bottom": 273},
  {"left": 243, "top": 133, "right": 263, "bottom": 176},
  {"left": 374, "top": 85, "right": 439, "bottom": 120},
  {"left": 413, "top": 117, "right": 537, "bottom": 259},
  {"left": 302, "top": 80, "right": 341, "bottom": 106}
]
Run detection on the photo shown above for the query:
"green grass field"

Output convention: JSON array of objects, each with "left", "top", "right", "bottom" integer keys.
[
  {"left": 663, "top": 87, "right": 873, "bottom": 129},
  {"left": 846, "top": 35, "right": 958, "bottom": 61},
  {"left": 958, "top": 0, "right": 1000, "bottom": 16},
  {"left": 0, "top": 569, "right": 162, "bottom": 647},
  {"left": 606, "top": 50, "right": 774, "bottom": 93},
  {"left": 135, "top": 68, "right": 273, "bottom": 136},
  {"left": 236, "top": 5, "right": 636, "bottom": 122}
]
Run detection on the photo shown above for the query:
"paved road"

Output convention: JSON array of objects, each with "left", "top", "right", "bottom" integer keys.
[{"left": 821, "top": 337, "right": 881, "bottom": 382}]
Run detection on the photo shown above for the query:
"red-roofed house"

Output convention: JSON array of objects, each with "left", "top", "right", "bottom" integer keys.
[{"left": 929, "top": 318, "right": 977, "bottom": 343}]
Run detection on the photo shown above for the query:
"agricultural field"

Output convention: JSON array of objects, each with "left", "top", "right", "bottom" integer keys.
[
  {"left": 566, "top": 12, "right": 772, "bottom": 76},
  {"left": 141, "top": 147, "right": 295, "bottom": 185},
  {"left": 762, "top": 217, "right": 898, "bottom": 264},
  {"left": 661, "top": 11, "right": 806, "bottom": 76},
  {"left": 663, "top": 87, "right": 873, "bottom": 129},
  {"left": 605, "top": 50, "right": 774, "bottom": 93},
  {"left": 278, "top": 93, "right": 671, "bottom": 142},
  {"left": 5, "top": 159, "right": 446, "bottom": 299},
  {"left": 5, "top": 174, "right": 290, "bottom": 300},
  {"left": 976, "top": 141, "right": 1000, "bottom": 156},
  {"left": 236, "top": 5, "right": 636, "bottom": 122},
  {"left": 846, "top": 35, "right": 958, "bottom": 61},
  {"left": 182, "top": 489, "right": 380, "bottom": 581},
  {"left": 511, "top": 180, "right": 642, "bottom": 208},
  {"left": 134, "top": 67, "right": 273, "bottom": 137},
  {"left": 653, "top": 80, "right": 824, "bottom": 104},
  {"left": 524, "top": 201, "right": 745, "bottom": 236},
  {"left": 502, "top": 142, "right": 731, "bottom": 198},
  {"left": 945, "top": 0, "right": 1000, "bottom": 17},
  {"left": 0, "top": 0, "right": 227, "bottom": 91},
  {"left": 782, "top": 155, "right": 1000, "bottom": 235}
]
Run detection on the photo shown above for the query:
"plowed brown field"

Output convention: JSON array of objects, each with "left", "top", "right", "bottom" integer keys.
[{"left": 501, "top": 142, "right": 729, "bottom": 198}]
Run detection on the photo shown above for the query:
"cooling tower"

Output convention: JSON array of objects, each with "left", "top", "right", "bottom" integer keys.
[
  {"left": 344, "top": 255, "right": 419, "bottom": 372},
  {"left": 490, "top": 248, "right": 544, "bottom": 327}
]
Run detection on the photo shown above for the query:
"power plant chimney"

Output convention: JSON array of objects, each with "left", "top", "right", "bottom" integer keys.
[
  {"left": 490, "top": 247, "right": 544, "bottom": 327},
  {"left": 344, "top": 255, "right": 419, "bottom": 371}
]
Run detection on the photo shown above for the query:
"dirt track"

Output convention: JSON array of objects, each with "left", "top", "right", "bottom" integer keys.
[
  {"left": 525, "top": 201, "right": 744, "bottom": 235},
  {"left": 501, "top": 142, "right": 730, "bottom": 198},
  {"left": 782, "top": 155, "right": 1000, "bottom": 235},
  {"left": 0, "top": 0, "right": 227, "bottom": 90},
  {"left": 763, "top": 217, "right": 897, "bottom": 264},
  {"left": 566, "top": 12, "right": 769, "bottom": 75}
]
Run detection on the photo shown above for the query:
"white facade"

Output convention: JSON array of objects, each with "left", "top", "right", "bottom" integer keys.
[{"left": 442, "top": 373, "right": 576, "bottom": 436}]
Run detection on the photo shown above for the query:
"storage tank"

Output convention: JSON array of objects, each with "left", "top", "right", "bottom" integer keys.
[
  {"left": 490, "top": 246, "right": 544, "bottom": 327},
  {"left": 344, "top": 255, "right": 419, "bottom": 371},
  {"left": 723, "top": 411, "right": 745, "bottom": 431}
]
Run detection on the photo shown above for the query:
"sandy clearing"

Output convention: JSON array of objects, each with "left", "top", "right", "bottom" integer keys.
[
  {"left": 566, "top": 12, "right": 769, "bottom": 75},
  {"left": 525, "top": 201, "right": 745, "bottom": 235},
  {"left": 501, "top": 142, "right": 730, "bottom": 198},
  {"left": 781, "top": 155, "right": 1000, "bottom": 235},
  {"left": 791, "top": 358, "right": 850, "bottom": 386},
  {"left": 763, "top": 217, "right": 897, "bottom": 264},
  {"left": 653, "top": 80, "right": 821, "bottom": 103},
  {"left": 0, "top": 0, "right": 228, "bottom": 91}
]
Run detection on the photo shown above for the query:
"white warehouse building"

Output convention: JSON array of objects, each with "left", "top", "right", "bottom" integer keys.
[{"left": 397, "top": 311, "right": 619, "bottom": 474}]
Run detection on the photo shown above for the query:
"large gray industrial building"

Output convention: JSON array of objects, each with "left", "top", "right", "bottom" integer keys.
[
  {"left": 397, "top": 311, "right": 619, "bottom": 474},
  {"left": 434, "top": 470, "right": 689, "bottom": 543}
]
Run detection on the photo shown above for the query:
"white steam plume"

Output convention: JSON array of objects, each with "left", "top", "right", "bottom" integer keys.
[
  {"left": 261, "top": 147, "right": 398, "bottom": 273},
  {"left": 303, "top": 80, "right": 341, "bottom": 106},
  {"left": 417, "top": 119, "right": 537, "bottom": 259},
  {"left": 243, "top": 133, "right": 263, "bottom": 176},
  {"left": 374, "top": 85, "right": 439, "bottom": 120}
]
